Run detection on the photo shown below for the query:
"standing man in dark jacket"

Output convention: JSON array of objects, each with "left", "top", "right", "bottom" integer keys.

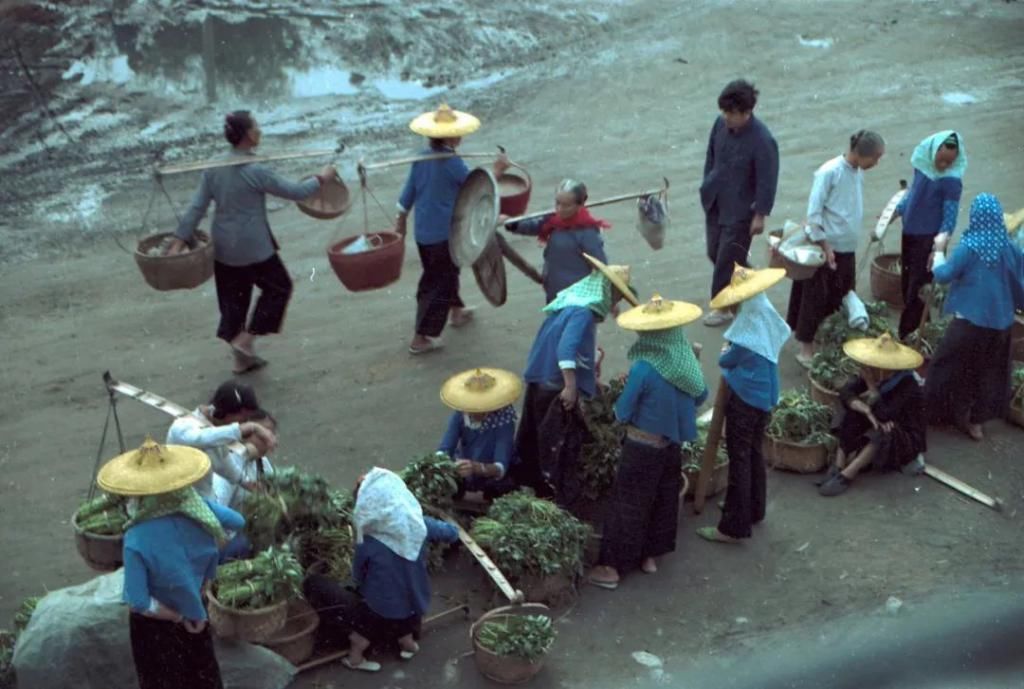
[{"left": 699, "top": 80, "right": 780, "bottom": 327}]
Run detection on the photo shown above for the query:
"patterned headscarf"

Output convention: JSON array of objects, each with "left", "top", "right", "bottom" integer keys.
[
  {"left": 960, "top": 193, "right": 1009, "bottom": 267},
  {"left": 354, "top": 468, "right": 427, "bottom": 562},
  {"left": 543, "top": 271, "right": 613, "bottom": 320},
  {"left": 127, "top": 487, "right": 227, "bottom": 544},
  {"left": 465, "top": 405, "right": 517, "bottom": 431},
  {"left": 910, "top": 130, "right": 967, "bottom": 181},
  {"left": 628, "top": 326, "right": 706, "bottom": 398},
  {"left": 723, "top": 292, "right": 792, "bottom": 364}
]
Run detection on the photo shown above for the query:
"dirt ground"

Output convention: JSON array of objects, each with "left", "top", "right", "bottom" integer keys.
[{"left": 2, "top": 0, "right": 1024, "bottom": 687}]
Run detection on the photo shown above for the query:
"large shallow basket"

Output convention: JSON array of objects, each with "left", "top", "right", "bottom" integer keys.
[
  {"left": 326, "top": 231, "right": 405, "bottom": 292},
  {"left": 870, "top": 253, "right": 904, "bottom": 307},
  {"left": 296, "top": 176, "right": 351, "bottom": 220},
  {"left": 471, "top": 603, "right": 552, "bottom": 685},
  {"left": 71, "top": 511, "right": 123, "bottom": 572},
  {"left": 134, "top": 230, "right": 214, "bottom": 291},
  {"left": 498, "top": 165, "right": 531, "bottom": 217},
  {"left": 767, "top": 438, "right": 829, "bottom": 473},
  {"left": 208, "top": 589, "right": 288, "bottom": 643},
  {"left": 260, "top": 599, "right": 319, "bottom": 665},
  {"left": 808, "top": 373, "right": 843, "bottom": 415}
]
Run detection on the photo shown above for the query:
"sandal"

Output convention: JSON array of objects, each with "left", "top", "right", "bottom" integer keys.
[
  {"left": 587, "top": 576, "right": 619, "bottom": 590},
  {"left": 408, "top": 340, "right": 444, "bottom": 356},
  {"left": 795, "top": 352, "right": 814, "bottom": 370},
  {"left": 696, "top": 527, "right": 739, "bottom": 544},
  {"left": 342, "top": 657, "right": 382, "bottom": 673},
  {"left": 231, "top": 346, "right": 267, "bottom": 375},
  {"left": 399, "top": 643, "right": 420, "bottom": 660},
  {"left": 449, "top": 308, "right": 475, "bottom": 328}
]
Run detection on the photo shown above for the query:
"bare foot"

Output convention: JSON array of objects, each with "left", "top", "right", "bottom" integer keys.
[
  {"left": 231, "top": 332, "right": 256, "bottom": 356},
  {"left": 641, "top": 557, "right": 657, "bottom": 574},
  {"left": 449, "top": 307, "right": 475, "bottom": 328},
  {"left": 967, "top": 423, "right": 984, "bottom": 441}
]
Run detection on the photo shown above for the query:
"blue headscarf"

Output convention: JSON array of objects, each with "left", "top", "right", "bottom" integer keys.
[
  {"left": 959, "top": 193, "right": 1009, "bottom": 268},
  {"left": 910, "top": 130, "right": 967, "bottom": 181}
]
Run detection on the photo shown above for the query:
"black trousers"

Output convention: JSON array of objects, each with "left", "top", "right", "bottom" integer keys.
[
  {"left": 129, "top": 613, "right": 223, "bottom": 689},
  {"left": 898, "top": 234, "right": 935, "bottom": 339},
  {"left": 705, "top": 205, "right": 752, "bottom": 300},
  {"left": 787, "top": 252, "right": 856, "bottom": 343},
  {"left": 415, "top": 241, "right": 464, "bottom": 338},
  {"left": 925, "top": 318, "right": 1012, "bottom": 425},
  {"left": 213, "top": 253, "right": 293, "bottom": 343},
  {"left": 718, "top": 392, "right": 768, "bottom": 539},
  {"left": 303, "top": 574, "right": 419, "bottom": 650},
  {"left": 512, "top": 383, "right": 561, "bottom": 497},
  {"left": 599, "top": 438, "right": 682, "bottom": 573}
]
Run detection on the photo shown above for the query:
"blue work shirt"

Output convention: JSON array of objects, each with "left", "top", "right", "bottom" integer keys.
[
  {"left": 614, "top": 360, "right": 708, "bottom": 444},
  {"left": 700, "top": 115, "right": 779, "bottom": 225},
  {"left": 122, "top": 499, "right": 245, "bottom": 621},
  {"left": 438, "top": 408, "right": 517, "bottom": 491},
  {"left": 896, "top": 170, "right": 962, "bottom": 237},
  {"left": 933, "top": 243, "right": 1024, "bottom": 330},
  {"left": 504, "top": 214, "right": 608, "bottom": 303},
  {"left": 719, "top": 343, "right": 780, "bottom": 412},
  {"left": 354, "top": 517, "right": 459, "bottom": 619},
  {"left": 398, "top": 147, "right": 470, "bottom": 245},
  {"left": 523, "top": 306, "right": 599, "bottom": 399}
]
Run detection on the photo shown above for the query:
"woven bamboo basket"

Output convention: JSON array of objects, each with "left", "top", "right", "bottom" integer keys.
[
  {"left": 470, "top": 603, "right": 552, "bottom": 685},
  {"left": 870, "top": 253, "right": 904, "bottom": 307},
  {"left": 808, "top": 373, "right": 843, "bottom": 415},
  {"left": 207, "top": 589, "right": 288, "bottom": 643},
  {"left": 260, "top": 599, "right": 319, "bottom": 665},
  {"left": 134, "top": 231, "right": 214, "bottom": 291},
  {"left": 768, "top": 438, "right": 829, "bottom": 473},
  {"left": 71, "top": 511, "right": 123, "bottom": 572}
]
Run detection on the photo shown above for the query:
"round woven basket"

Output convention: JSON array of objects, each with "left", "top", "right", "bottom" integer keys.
[
  {"left": 296, "top": 176, "right": 351, "bottom": 220},
  {"left": 134, "top": 231, "right": 215, "bottom": 291},
  {"left": 682, "top": 458, "right": 728, "bottom": 500},
  {"left": 260, "top": 599, "right": 319, "bottom": 665},
  {"left": 768, "top": 438, "right": 829, "bottom": 474},
  {"left": 808, "top": 373, "right": 843, "bottom": 415},
  {"left": 207, "top": 589, "right": 288, "bottom": 643},
  {"left": 766, "top": 230, "right": 819, "bottom": 281},
  {"left": 870, "top": 253, "right": 904, "bottom": 307},
  {"left": 326, "top": 231, "right": 405, "bottom": 292},
  {"left": 470, "top": 604, "right": 552, "bottom": 685},
  {"left": 71, "top": 511, "right": 123, "bottom": 572}
]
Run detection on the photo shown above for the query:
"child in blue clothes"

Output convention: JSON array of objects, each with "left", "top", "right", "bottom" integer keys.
[
  {"left": 698, "top": 265, "right": 790, "bottom": 544},
  {"left": 437, "top": 367, "right": 524, "bottom": 499},
  {"left": 589, "top": 293, "right": 707, "bottom": 589}
]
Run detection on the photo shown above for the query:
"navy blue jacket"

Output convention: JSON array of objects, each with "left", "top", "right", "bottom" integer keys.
[{"left": 700, "top": 115, "right": 779, "bottom": 225}]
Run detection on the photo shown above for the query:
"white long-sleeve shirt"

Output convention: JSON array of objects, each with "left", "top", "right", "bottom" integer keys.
[
  {"left": 166, "top": 409, "right": 246, "bottom": 499},
  {"left": 804, "top": 155, "right": 863, "bottom": 253}
]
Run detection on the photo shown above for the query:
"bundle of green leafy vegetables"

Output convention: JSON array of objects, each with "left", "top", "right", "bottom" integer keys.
[
  {"left": 578, "top": 378, "right": 626, "bottom": 501},
  {"left": 905, "top": 315, "right": 951, "bottom": 359},
  {"left": 1012, "top": 364, "right": 1024, "bottom": 408},
  {"left": 809, "top": 346, "right": 860, "bottom": 393},
  {"left": 681, "top": 424, "right": 729, "bottom": 473},
  {"left": 399, "top": 452, "right": 460, "bottom": 511},
  {"left": 213, "top": 545, "right": 304, "bottom": 610},
  {"left": 74, "top": 492, "right": 128, "bottom": 535},
  {"left": 476, "top": 614, "right": 555, "bottom": 662},
  {"left": 766, "top": 390, "right": 835, "bottom": 447},
  {"left": 814, "top": 300, "right": 893, "bottom": 351}
]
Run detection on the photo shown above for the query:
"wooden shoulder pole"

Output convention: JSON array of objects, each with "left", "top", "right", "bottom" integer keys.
[{"left": 693, "top": 378, "right": 729, "bottom": 514}]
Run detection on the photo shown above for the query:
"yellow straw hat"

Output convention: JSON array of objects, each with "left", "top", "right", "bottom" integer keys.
[
  {"left": 440, "top": 367, "right": 524, "bottom": 413},
  {"left": 97, "top": 437, "right": 211, "bottom": 496},
  {"left": 409, "top": 103, "right": 481, "bottom": 138},
  {"left": 582, "top": 253, "right": 640, "bottom": 307},
  {"left": 1005, "top": 207, "right": 1024, "bottom": 234},
  {"left": 617, "top": 292, "right": 702, "bottom": 331},
  {"left": 709, "top": 263, "right": 787, "bottom": 310},
  {"left": 843, "top": 333, "right": 924, "bottom": 371}
]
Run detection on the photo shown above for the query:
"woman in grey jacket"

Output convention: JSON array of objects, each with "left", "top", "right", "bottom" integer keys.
[{"left": 170, "top": 111, "right": 335, "bottom": 374}]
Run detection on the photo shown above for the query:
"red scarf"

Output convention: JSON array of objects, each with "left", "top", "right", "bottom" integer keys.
[{"left": 537, "top": 208, "right": 611, "bottom": 243}]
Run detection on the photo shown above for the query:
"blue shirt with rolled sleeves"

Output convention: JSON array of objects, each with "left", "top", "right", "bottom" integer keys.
[
  {"left": 523, "top": 306, "right": 598, "bottom": 399},
  {"left": 122, "top": 499, "right": 245, "bottom": 621},
  {"left": 438, "top": 408, "right": 517, "bottom": 491},
  {"left": 353, "top": 517, "right": 459, "bottom": 619},
  {"left": 933, "top": 244, "right": 1024, "bottom": 330},
  {"left": 896, "top": 170, "right": 962, "bottom": 237},
  {"left": 504, "top": 214, "right": 608, "bottom": 303},
  {"left": 613, "top": 360, "right": 707, "bottom": 444},
  {"left": 398, "top": 148, "right": 471, "bottom": 246},
  {"left": 719, "top": 343, "right": 780, "bottom": 412}
]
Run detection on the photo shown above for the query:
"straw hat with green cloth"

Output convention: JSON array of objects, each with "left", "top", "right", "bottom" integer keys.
[
  {"left": 709, "top": 263, "right": 786, "bottom": 310},
  {"left": 843, "top": 333, "right": 924, "bottom": 371}
]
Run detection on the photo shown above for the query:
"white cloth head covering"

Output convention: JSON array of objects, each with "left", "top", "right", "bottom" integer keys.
[
  {"left": 353, "top": 467, "right": 427, "bottom": 562},
  {"left": 723, "top": 292, "right": 791, "bottom": 364},
  {"left": 910, "top": 130, "right": 967, "bottom": 181}
]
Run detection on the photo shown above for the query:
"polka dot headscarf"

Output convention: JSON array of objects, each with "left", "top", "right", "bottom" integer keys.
[{"left": 960, "top": 193, "right": 1009, "bottom": 268}]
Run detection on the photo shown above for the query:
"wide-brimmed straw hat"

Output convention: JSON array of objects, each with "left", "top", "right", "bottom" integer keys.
[
  {"left": 440, "top": 367, "right": 524, "bottom": 413},
  {"left": 709, "top": 263, "right": 787, "bottom": 309},
  {"left": 409, "top": 103, "right": 481, "bottom": 138},
  {"left": 843, "top": 333, "right": 924, "bottom": 371},
  {"left": 617, "top": 292, "right": 702, "bottom": 331},
  {"left": 582, "top": 253, "right": 640, "bottom": 306},
  {"left": 97, "top": 437, "right": 211, "bottom": 496}
]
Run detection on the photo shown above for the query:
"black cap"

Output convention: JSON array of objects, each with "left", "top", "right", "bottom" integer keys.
[{"left": 209, "top": 381, "right": 259, "bottom": 420}]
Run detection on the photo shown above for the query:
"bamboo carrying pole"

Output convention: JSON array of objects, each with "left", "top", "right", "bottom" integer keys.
[
  {"left": 453, "top": 521, "right": 525, "bottom": 604},
  {"left": 923, "top": 465, "right": 1003, "bottom": 512},
  {"left": 494, "top": 233, "right": 543, "bottom": 285},
  {"left": 693, "top": 378, "right": 729, "bottom": 514},
  {"left": 359, "top": 150, "right": 505, "bottom": 171},
  {"left": 154, "top": 148, "right": 338, "bottom": 176},
  {"left": 502, "top": 181, "right": 668, "bottom": 226}
]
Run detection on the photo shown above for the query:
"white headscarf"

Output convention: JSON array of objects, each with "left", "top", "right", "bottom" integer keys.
[
  {"left": 723, "top": 292, "right": 791, "bottom": 364},
  {"left": 353, "top": 467, "right": 427, "bottom": 562}
]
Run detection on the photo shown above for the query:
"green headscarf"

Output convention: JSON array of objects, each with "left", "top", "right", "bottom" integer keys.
[
  {"left": 128, "top": 487, "right": 228, "bottom": 544},
  {"left": 910, "top": 130, "right": 967, "bottom": 181},
  {"left": 543, "top": 271, "right": 612, "bottom": 320},
  {"left": 628, "top": 326, "right": 706, "bottom": 398}
]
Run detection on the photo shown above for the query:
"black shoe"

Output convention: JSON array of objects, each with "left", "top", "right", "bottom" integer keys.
[
  {"left": 818, "top": 473, "right": 851, "bottom": 497},
  {"left": 814, "top": 465, "right": 841, "bottom": 487}
]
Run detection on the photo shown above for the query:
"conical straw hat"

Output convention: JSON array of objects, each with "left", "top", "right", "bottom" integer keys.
[
  {"left": 617, "top": 293, "right": 702, "bottom": 331},
  {"left": 409, "top": 103, "right": 481, "bottom": 138},
  {"left": 709, "top": 263, "right": 786, "bottom": 309},
  {"left": 97, "top": 436, "right": 211, "bottom": 496},
  {"left": 582, "top": 253, "right": 640, "bottom": 307},
  {"left": 440, "top": 367, "right": 524, "bottom": 413},
  {"left": 843, "top": 333, "right": 924, "bottom": 371}
]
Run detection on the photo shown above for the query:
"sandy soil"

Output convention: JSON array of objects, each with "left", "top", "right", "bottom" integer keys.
[{"left": 2, "top": 0, "right": 1024, "bottom": 687}]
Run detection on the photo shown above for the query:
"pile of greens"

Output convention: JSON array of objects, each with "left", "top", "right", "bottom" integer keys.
[
  {"left": 74, "top": 492, "right": 128, "bottom": 535},
  {"left": 766, "top": 390, "right": 835, "bottom": 447},
  {"left": 905, "top": 316, "right": 951, "bottom": 359},
  {"left": 213, "top": 546, "right": 304, "bottom": 610},
  {"left": 1012, "top": 364, "right": 1024, "bottom": 409},
  {"left": 809, "top": 346, "right": 860, "bottom": 393},
  {"left": 579, "top": 378, "right": 626, "bottom": 501},
  {"left": 471, "top": 491, "right": 591, "bottom": 580},
  {"left": 2, "top": 595, "right": 42, "bottom": 688},
  {"left": 295, "top": 527, "right": 355, "bottom": 582},
  {"left": 476, "top": 614, "right": 555, "bottom": 663},
  {"left": 681, "top": 424, "right": 729, "bottom": 474},
  {"left": 814, "top": 300, "right": 892, "bottom": 351},
  {"left": 399, "top": 453, "right": 460, "bottom": 511},
  {"left": 241, "top": 467, "right": 352, "bottom": 554}
]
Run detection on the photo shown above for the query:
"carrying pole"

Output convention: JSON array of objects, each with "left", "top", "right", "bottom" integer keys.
[{"left": 693, "top": 378, "right": 729, "bottom": 514}]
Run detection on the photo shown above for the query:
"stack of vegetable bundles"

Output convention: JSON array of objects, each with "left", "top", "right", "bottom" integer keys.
[
  {"left": 74, "top": 492, "right": 128, "bottom": 535},
  {"left": 213, "top": 546, "right": 303, "bottom": 610}
]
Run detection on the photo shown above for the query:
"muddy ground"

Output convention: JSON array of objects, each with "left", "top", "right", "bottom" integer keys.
[{"left": 2, "top": 0, "right": 1024, "bottom": 687}]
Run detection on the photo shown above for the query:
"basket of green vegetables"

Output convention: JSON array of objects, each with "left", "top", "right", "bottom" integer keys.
[
  {"left": 208, "top": 546, "right": 303, "bottom": 642},
  {"left": 1009, "top": 365, "right": 1024, "bottom": 429},
  {"left": 471, "top": 604, "right": 555, "bottom": 684},
  {"left": 71, "top": 492, "right": 128, "bottom": 571},
  {"left": 766, "top": 390, "right": 835, "bottom": 473}
]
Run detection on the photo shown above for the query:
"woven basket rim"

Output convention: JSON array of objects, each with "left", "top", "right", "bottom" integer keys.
[{"left": 208, "top": 588, "right": 289, "bottom": 617}]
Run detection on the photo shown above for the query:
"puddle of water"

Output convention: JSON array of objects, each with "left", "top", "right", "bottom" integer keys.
[
  {"left": 372, "top": 76, "right": 447, "bottom": 101},
  {"left": 288, "top": 66, "right": 359, "bottom": 98},
  {"left": 942, "top": 91, "right": 978, "bottom": 105}
]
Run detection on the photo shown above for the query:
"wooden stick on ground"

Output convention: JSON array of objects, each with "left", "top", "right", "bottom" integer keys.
[
  {"left": 452, "top": 521, "right": 525, "bottom": 604},
  {"left": 693, "top": 378, "right": 729, "bottom": 514},
  {"left": 923, "top": 465, "right": 1003, "bottom": 512}
]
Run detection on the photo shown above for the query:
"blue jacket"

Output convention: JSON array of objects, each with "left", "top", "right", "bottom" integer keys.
[
  {"left": 523, "top": 306, "right": 598, "bottom": 399},
  {"left": 614, "top": 361, "right": 707, "bottom": 444},
  {"left": 398, "top": 148, "right": 470, "bottom": 245},
  {"left": 354, "top": 517, "right": 459, "bottom": 619},
  {"left": 719, "top": 343, "right": 780, "bottom": 412},
  {"left": 438, "top": 408, "right": 517, "bottom": 491},
  {"left": 933, "top": 243, "right": 1024, "bottom": 330},
  {"left": 700, "top": 115, "right": 779, "bottom": 225},
  {"left": 896, "top": 170, "right": 962, "bottom": 237},
  {"left": 504, "top": 214, "right": 607, "bottom": 303},
  {"left": 122, "top": 499, "right": 245, "bottom": 621}
]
